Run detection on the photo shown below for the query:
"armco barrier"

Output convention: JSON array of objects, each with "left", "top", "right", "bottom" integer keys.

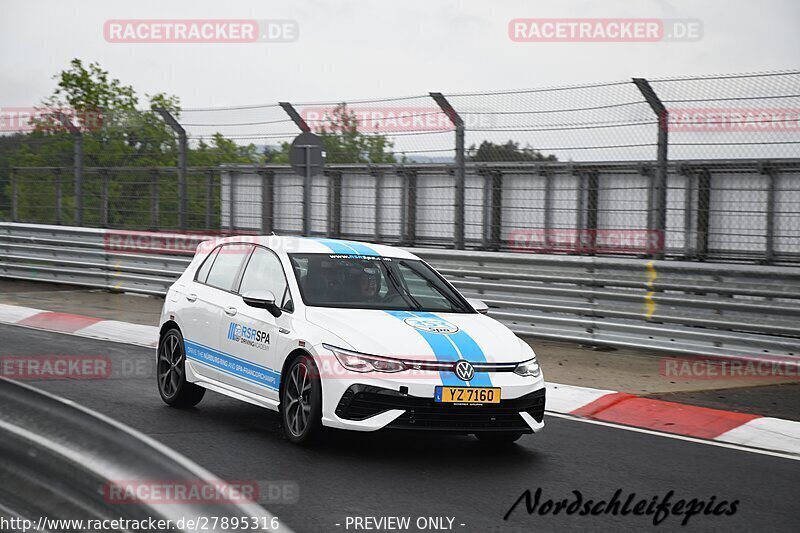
[
  {"left": 1, "top": 222, "right": 798, "bottom": 361},
  {"left": 0, "top": 377, "right": 290, "bottom": 531}
]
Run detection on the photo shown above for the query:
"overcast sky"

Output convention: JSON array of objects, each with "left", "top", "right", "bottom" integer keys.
[{"left": 1, "top": 0, "right": 798, "bottom": 109}]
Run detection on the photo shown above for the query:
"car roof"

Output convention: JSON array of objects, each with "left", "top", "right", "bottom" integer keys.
[{"left": 202, "top": 235, "right": 420, "bottom": 260}]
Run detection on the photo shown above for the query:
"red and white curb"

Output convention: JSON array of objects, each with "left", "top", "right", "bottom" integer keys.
[
  {"left": 0, "top": 302, "right": 158, "bottom": 348},
  {"left": 1, "top": 302, "right": 798, "bottom": 457}
]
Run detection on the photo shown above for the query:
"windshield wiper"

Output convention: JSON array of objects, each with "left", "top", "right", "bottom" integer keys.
[{"left": 383, "top": 264, "right": 423, "bottom": 311}]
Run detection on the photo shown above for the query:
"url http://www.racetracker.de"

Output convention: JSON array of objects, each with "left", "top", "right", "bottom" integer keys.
[{"left": 0, "top": 516, "right": 281, "bottom": 532}]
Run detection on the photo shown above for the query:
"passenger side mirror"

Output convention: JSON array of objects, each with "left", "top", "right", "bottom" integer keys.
[
  {"left": 242, "top": 290, "right": 282, "bottom": 318},
  {"left": 467, "top": 299, "right": 489, "bottom": 314}
]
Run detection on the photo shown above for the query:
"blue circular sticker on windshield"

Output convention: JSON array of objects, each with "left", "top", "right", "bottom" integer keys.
[{"left": 403, "top": 317, "right": 459, "bottom": 335}]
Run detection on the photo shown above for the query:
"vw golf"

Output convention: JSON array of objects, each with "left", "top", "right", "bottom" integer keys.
[{"left": 157, "top": 236, "right": 545, "bottom": 445}]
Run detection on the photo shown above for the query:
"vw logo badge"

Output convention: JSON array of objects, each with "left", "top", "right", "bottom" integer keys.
[{"left": 454, "top": 360, "right": 475, "bottom": 382}]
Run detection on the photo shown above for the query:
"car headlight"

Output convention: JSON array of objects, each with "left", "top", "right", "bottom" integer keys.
[
  {"left": 514, "top": 357, "right": 540, "bottom": 378},
  {"left": 323, "top": 344, "right": 408, "bottom": 373}
]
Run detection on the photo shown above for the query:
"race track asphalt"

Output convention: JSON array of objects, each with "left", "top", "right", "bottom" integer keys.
[{"left": 1, "top": 324, "right": 797, "bottom": 533}]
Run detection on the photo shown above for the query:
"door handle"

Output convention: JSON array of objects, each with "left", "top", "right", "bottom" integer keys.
[
  {"left": 186, "top": 293, "right": 197, "bottom": 302},
  {"left": 224, "top": 306, "right": 238, "bottom": 317}
]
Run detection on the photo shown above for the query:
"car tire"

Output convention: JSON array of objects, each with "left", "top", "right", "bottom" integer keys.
[
  {"left": 281, "top": 354, "right": 323, "bottom": 445},
  {"left": 474, "top": 432, "right": 524, "bottom": 445},
  {"left": 157, "top": 328, "right": 205, "bottom": 408}
]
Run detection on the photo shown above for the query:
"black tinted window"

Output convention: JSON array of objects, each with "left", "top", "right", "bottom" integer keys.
[
  {"left": 195, "top": 247, "right": 219, "bottom": 283},
  {"left": 205, "top": 244, "right": 251, "bottom": 291},
  {"left": 239, "top": 247, "right": 291, "bottom": 308}
]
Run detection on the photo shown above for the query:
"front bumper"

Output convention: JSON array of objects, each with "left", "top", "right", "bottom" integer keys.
[{"left": 334, "top": 384, "right": 545, "bottom": 433}]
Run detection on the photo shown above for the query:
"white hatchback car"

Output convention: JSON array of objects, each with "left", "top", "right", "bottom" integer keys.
[{"left": 157, "top": 236, "right": 545, "bottom": 445}]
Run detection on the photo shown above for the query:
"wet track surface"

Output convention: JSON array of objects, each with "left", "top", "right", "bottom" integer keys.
[{"left": 1, "top": 324, "right": 797, "bottom": 532}]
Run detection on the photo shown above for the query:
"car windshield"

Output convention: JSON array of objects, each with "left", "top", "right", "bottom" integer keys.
[{"left": 288, "top": 254, "right": 473, "bottom": 313}]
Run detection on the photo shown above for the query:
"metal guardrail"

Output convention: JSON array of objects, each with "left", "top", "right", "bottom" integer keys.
[
  {"left": 1, "top": 222, "right": 798, "bottom": 361},
  {"left": 0, "top": 377, "right": 290, "bottom": 531}
]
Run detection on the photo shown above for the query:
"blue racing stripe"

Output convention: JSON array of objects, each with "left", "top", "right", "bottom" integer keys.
[
  {"left": 384, "top": 310, "right": 494, "bottom": 387},
  {"left": 309, "top": 238, "right": 360, "bottom": 255},
  {"left": 337, "top": 240, "right": 380, "bottom": 257},
  {"left": 184, "top": 339, "right": 280, "bottom": 390},
  {"left": 385, "top": 310, "right": 461, "bottom": 386},
  {"left": 308, "top": 238, "right": 380, "bottom": 257},
  {"left": 411, "top": 312, "right": 493, "bottom": 387}
]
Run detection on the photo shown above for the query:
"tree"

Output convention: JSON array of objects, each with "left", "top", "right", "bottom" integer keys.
[
  {"left": 468, "top": 140, "right": 556, "bottom": 162},
  {"left": 316, "top": 104, "right": 396, "bottom": 164},
  {"left": 7, "top": 59, "right": 260, "bottom": 228}
]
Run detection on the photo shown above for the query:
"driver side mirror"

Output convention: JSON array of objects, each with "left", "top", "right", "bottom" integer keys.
[
  {"left": 242, "top": 290, "right": 282, "bottom": 318},
  {"left": 467, "top": 299, "right": 489, "bottom": 314}
]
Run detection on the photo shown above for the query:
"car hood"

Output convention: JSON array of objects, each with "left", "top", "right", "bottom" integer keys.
[{"left": 304, "top": 307, "right": 526, "bottom": 363}]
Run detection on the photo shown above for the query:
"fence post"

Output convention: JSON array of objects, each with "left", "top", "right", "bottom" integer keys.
[
  {"left": 430, "top": 92, "right": 465, "bottom": 249},
  {"left": 54, "top": 168, "right": 62, "bottom": 225},
  {"left": 154, "top": 109, "right": 187, "bottom": 230},
  {"left": 760, "top": 163, "right": 777, "bottom": 264},
  {"left": 633, "top": 78, "right": 668, "bottom": 260},
  {"left": 278, "top": 102, "right": 311, "bottom": 133},
  {"left": 206, "top": 169, "right": 214, "bottom": 230},
  {"left": 542, "top": 167, "right": 553, "bottom": 250},
  {"left": 229, "top": 169, "right": 237, "bottom": 231},
  {"left": 10, "top": 168, "right": 18, "bottom": 222},
  {"left": 150, "top": 168, "right": 160, "bottom": 230},
  {"left": 260, "top": 169, "right": 275, "bottom": 234},
  {"left": 279, "top": 102, "right": 313, "bottom": 236},
  {"left": 399, "top": 168, "right": 417, "bottom": 245},
  {"left": 372, "top": 168, "right": 383, "bottom": 242},
  {"left": 696, "top": 168, "right": 711, "bottom": 261},
  {"left": 101, "top": 168, "right": 109, "bottom": 228},
  {"left": 55, "top": 113, "right": 83, "bottom": 226},
  {"left": 74, "top": 131, "right": 83, "bottom": 226},
  {"left": 585, "top": 169, "right": 599, "bottom": 255},
  {"left": 327, "top": 170, "right": 343, "bottom": 238}
]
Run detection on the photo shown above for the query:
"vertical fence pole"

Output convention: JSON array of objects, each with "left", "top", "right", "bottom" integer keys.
[
  {"left": 55, "top": 113, "right": 83, "bottom": 226},
  {"left": 10, "top": 168, "right": 18, "bottom": 222},
  {"left": 760, "top": 163, "right": 777, "bottom": 264},
  {"left": 154, "top": 109, "right": 187, "bottom": 230},
  {"left": 430, "top": 92, "right": 465, "bottom": 249},
  {"left": 542, "top": 168, "right": 553, "bottom": 250},
  {"left": 206, "top": 169, "right": 214, "bottom": 230},
  {"left": 54, "top": 168, "right": 62, "bottom": 225},
  {"left": 585, "top": 169, "right": 599, "bottom": 255},
  {"left": 101, "top": 169, "right": 109, "bottom": 228},
  {"left": 75, "top": 133, "right": 83, "bottom": 226},
  {"left": 696, "top": 168, "right": 711, "bottom": 261},
  {"left": 633, "top": 78, "right": 668, "bottom": 260},
  {"left": 399, "top": 168, "right": 417, "bottom": 245},
  {"left": 279, "top": 102, "right": 313, "bottom": 236},
  {"left": 373, "top": 168, "right": 383, "bottom": 242},
  {"left": 260, "top": 169, "right": 275, "bottom": 234},
  {"left": 327, "top": 170, "right": 343, "bottom": 238},
  {"left": 229, "top": 169, "right": 237, "bottom": 231},
  {"left": 150, "top": 168, "right": 160, "bottom": 230}
]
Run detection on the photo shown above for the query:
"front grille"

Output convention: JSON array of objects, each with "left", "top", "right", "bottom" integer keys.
[{"left": 335, "top": 385, "right": 545, "bottom": 432}]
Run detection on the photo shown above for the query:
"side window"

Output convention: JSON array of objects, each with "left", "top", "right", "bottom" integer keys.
[
  {"left": 205, "top": 244, "right": 250, "bottom": 291},
  {"left": 239, "top": 247, "right": 291, "bottom": 309},
  {"left": 194, "top": 247, "right": 220, "bottom": 283}
]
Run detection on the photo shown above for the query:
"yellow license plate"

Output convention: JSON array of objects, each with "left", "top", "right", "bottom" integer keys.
[{"left": 435, "top": 386, "right": 501, "bottom": 404}]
